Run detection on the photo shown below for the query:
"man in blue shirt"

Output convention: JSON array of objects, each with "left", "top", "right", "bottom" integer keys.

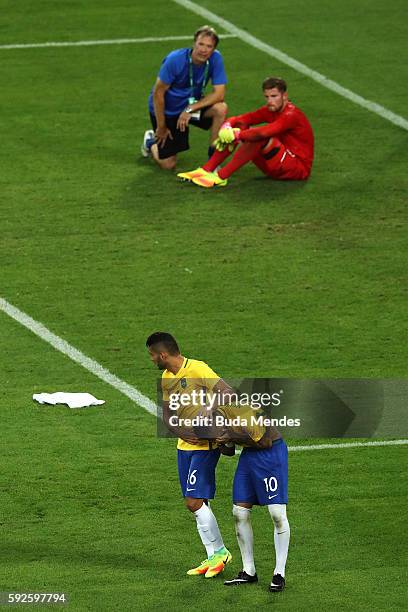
[{"left": 141, "top": 26, "right": 228, "bottom": 170}]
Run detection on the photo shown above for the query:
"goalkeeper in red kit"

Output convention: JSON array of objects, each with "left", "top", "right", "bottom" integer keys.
[{"left": 177, "top": 77, "right": 314, "bottom": 187}]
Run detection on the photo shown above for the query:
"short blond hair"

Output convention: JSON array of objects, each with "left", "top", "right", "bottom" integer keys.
[{"left": 194, "top": 25, "right": 219, "bottom": 47}]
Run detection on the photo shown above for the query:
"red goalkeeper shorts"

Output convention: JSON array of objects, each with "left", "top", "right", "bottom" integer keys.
[{"left": 253, "top": 139, "right": 311, "bottom": 180}]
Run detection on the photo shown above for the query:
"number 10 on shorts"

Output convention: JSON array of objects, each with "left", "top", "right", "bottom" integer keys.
[{"left": 263, "top": 476, "right": 278, "bottom": 493}]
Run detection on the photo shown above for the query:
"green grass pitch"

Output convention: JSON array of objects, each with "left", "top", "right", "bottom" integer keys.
[{"left": 1, "top": 0, "right": 407, "bottom": 609}]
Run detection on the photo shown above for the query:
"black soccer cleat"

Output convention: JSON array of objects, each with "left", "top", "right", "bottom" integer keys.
[
  {"left": 224, "top": 570, "right": 258, "bottom": 586},
  {"left": 269, "top": 573, "right": 285, "bottom": 592}
]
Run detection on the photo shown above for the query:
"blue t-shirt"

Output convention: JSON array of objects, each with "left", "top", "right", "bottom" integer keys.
[{"left": 148, "top": 47, "right": 227, "bottom": 117}]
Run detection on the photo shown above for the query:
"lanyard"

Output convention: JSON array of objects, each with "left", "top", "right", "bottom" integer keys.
[{"left": 188, "top": 49, "right": 209, "bottom": 100}]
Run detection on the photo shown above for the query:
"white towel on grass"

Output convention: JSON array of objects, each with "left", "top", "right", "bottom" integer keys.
[{"left": 33, "top": 392, "right": 105, "bottom": 409}]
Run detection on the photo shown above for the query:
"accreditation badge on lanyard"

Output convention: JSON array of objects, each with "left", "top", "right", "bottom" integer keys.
[{"left": 188, "top": 50, "right": 209, "bottom": 105}]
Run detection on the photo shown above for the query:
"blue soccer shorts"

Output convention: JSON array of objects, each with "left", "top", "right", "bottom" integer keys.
[
  {"left": 149, "top": 109, "right": 212, "bottom": 159},
  {"left": 233, "top": 439, "right": 288, "bottom": 505},
  {"left": 177, "top": 448, "right": 221, "bottom": 499}
]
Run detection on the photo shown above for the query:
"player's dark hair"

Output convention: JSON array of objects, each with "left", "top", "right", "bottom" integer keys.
[
  {"left": 146, "top": 332, "right": 180, "bottom": 355},
  {"left": 194, "top": 25, "right": 219, "bottom": 47},
  {"left": 262, "top": 77, "right": 287, "bottom": 93}
]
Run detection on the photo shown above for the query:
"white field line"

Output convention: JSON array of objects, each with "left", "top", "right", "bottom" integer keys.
[
  {"left": 0, "top": 34, "right": 236, "bottom": 51},
  {"left": 173, "top": 0, "right": 408, "bottom": 132},
  {"left": 0, "top": 296, "right": 157, "bottom": 416},
  {"left": 233, "top": 439, "right": 408, "bottom": 455},
  {"left": 288, "top": 439, "right": 408, "bottom": 452},
  {"left": 1, "top": 297, "right": 407, "bottom": 453}
]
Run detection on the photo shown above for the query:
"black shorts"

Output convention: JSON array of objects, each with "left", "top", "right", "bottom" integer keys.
[{"left": 150, "top": 109, "right": 212, "bottom": 159}]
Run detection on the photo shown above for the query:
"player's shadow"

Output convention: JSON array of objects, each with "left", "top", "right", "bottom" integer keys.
[
  {"left": 228, "top": 175, "right": 309, "bottom": 206},
  {"left": 124, "top": 154, "right": 311, "bottom": 215},
  {"left": 253, "top": 175, "right": 309, "bottom": 191}
]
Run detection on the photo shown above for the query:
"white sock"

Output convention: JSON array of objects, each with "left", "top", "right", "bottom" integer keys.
[
  {"left": 194, "top": 503, "right": 224, "bottom": 554},
  {"left": 193, "top": 505, "right": 213, "bottom": 557},
  {"left": 233, "top": 504, "right": 256, "bottom": 576},
  {"left": 196, "top": 525, "right": 214, "bottom": 558},
  {"left": 268, "top": 504, "right": 290, "bottom": 577}
]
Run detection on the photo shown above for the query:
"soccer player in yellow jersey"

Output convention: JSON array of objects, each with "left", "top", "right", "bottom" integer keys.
[
  {"left": 146, "top": 331, "right": 232, "bottom": 578},
  {"left": 213, "top": 404, "right": 290, "bottom": 592}
]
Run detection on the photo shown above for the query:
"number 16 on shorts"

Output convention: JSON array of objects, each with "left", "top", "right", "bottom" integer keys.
[{"left": 186, "top": 469, "right": 197, "bottom": 492}]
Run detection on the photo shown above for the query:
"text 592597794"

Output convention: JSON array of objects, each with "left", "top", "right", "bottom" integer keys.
[{"left": 1, "top": 593, "right": 68, "bottom": 605}]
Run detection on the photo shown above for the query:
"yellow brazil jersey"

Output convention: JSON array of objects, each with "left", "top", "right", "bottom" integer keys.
[
  {"left": 161, "top": 357, "right": 220, "bottom": 451},
  {"left": 216, "top": 404, "right": 265, "bottom": 446}
]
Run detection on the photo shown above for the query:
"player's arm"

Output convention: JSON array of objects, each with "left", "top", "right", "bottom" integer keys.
[
  {"left": 228, "top": 107, "right": 267, "bottom": 129},
  {"left": 224, "top": 430, "right": 258, "bottom": 445},
  {"left": 211, "top": 410, "right": 236, "bottom": 455},
  {"left": 193, "top": 378, "right": 234, "bottom": 418},
  {"left": 162, "top": 400, "right": 199, "bottom": 444},
  {"left": 218, "top": 410, "right": 268, "bottom": 448},
  {"left": 193, "top": 360, "right": 236, "bottom": 413},
  {"left": 209, "top": 378, "right": 236, "bottom": 410},
  {"left": 177, "top": 84, "right": 225, "bottom": 132},
  {"left": 187, "top": 84, "right": 225, "bottom": 113},
  {"left": 239, "top": 111, "right": 298, "bottom": 142},
  {"left": 224, "top": 431, "right": 269, "bottom": 448},
  {"left": 152, "top": 78, "right": 173, "bottom": 147},
  {"left": 217, "top": 108, "right": 267, "bottom": 146}
]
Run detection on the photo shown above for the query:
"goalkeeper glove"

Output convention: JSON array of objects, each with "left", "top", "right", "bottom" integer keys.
[
  {"left": 213, "top": 137, "right": 239, "bottom": 152},
  {"left": 213, "top": 137, "right": 228, "bottom": 152},
  {"left": 218, "top": 122, "right": 241, "bottom": 144}
]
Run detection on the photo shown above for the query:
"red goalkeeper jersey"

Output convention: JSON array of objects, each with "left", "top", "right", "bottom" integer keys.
[{"left": 229, "top": 102, "right": 314, "bottom": 170}]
